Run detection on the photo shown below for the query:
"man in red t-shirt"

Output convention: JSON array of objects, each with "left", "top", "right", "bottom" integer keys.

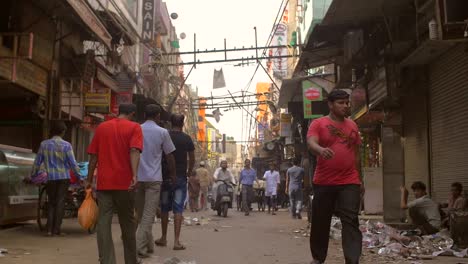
[
  {"left": 307, "top": 90, "right": 363, "bottom": 264},
  {"left": 86, "top": 103, "right": 143, "bottom": 264}
]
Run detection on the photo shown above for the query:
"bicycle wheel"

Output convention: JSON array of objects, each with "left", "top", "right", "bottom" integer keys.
[{"left": 37, "top": 185, "right": 48, "bottom": 231}]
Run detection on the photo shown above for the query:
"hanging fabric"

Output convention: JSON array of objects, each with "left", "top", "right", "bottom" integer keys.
[{"left": 213, "top": 67, "right": 226, "bottom": 89}]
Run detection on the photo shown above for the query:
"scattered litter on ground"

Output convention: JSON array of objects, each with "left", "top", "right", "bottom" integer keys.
[
  {"left": 0, "top": 248, "right": 7, "bottom": 257},
  {"left": 214, "top": 228, "right": 219, "bottom": 232},
  {"left": 327, "top": 217, "right": 468, "bottom": 261},
  {"left": 163, "top": 257, "right": 197, "bottom": 264}
]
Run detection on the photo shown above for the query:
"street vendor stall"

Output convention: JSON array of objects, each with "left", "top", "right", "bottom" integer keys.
[{"left": 0, "top": 144, "right": 38, "bottom": 225}]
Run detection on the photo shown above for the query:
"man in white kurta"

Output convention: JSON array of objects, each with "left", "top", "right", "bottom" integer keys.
[{"left": 263, "top": 163, "right": 280, "bottom": 215}]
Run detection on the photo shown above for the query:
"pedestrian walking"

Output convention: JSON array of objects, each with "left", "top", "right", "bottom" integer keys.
[
  {"left": 306, "top": 89, "right": 364, "bottom": 264},
  {"left": 86, "top": 103, "right": 143, "bottom": 264},
  {"left": 135, "top": 104, "right": 176, "bottom": 258},
  {"left": 263, "top": 162, "right": 280, "bottom": 215},
  {"left": 285, "top": 158, "right": 304, "bottom": 219},
  {"left": 30, "top": 121, "right": 82, "bottom": 237},
  {"left": 155, "top": 114, "right": 195, "bottom": 251},
  {"left": 188, "top": 172, "right": 201, "bottom": 212},
  {"left": 239, "top": 159, "right": 257, "bottom": 216},
  {"left": 196, "top": 161, "right": 211, "bottom": 210}
]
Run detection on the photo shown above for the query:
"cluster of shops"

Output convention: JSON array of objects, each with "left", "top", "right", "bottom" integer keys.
[
  {"left": 0, "top": 0, "right": 195, "bottom": 224},
  {"left": 273, "top": 0, "right": 468, "bottom": 221}
]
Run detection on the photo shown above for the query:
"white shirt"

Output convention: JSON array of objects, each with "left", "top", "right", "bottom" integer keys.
[
  {"left": 214, "top": 167, "right": 236, "bottom": 184},
  {"left": 263, "top": 170, "right": 280, "bottom": 192},
  {"left": 138, "top": 121, "right": 176, "bottom": 182}
]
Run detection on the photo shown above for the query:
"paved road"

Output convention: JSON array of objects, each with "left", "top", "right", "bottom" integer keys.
[{"left": 0, "top": 208, "right": 464, "bottom": 264}]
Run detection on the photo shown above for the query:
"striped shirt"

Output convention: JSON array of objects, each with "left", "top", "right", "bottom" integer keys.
[{"left": 31, "top": 136, "right": 81, "bottom": 181}]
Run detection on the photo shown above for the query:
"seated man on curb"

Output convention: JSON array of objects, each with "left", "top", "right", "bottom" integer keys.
[{"left": 401, "top": 181, "right": 441, "bottom": 235}]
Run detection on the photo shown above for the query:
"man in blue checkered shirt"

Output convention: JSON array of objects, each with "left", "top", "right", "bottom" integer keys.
[{"left": 31, "top": 121, "right": 81, "bottom": 236}]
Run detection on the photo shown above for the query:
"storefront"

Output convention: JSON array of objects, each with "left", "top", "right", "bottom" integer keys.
[{"left": 428, "top": 44, "right": 468, "bottom": 202}]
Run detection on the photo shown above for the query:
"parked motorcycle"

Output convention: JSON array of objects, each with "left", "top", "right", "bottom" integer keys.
[{"left": 210, "top": 180, "right": 235, "bottom": 217}]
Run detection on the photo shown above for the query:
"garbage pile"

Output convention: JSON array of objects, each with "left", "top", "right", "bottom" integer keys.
[
  {"left": 159, "top": 216, "right": 210, "bottom": 226},
  {"left": 329, "top": 217, "right": 468, "bottom": 260},
  {"left": 163, "top": 257, "right": 196, "bottom": 264}
]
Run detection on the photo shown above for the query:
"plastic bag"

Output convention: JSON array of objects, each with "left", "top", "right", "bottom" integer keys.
[{"left": 78, "top": 188, "right": 98, "bottom": 230}]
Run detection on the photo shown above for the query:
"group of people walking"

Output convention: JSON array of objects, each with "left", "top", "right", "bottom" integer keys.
[
  {"left": 31, "top": 103, "right": 197, "bottom": 264},
  {"left": 85, "top": 103, "right": 195, "bottom": 263}
]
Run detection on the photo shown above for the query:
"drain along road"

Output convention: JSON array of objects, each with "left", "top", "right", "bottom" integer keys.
[{"left": 0, "top": 209, "right": 463, "bottom": 264}]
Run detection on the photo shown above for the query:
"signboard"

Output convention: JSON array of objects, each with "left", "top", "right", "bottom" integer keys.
[
  {"left": 271, "top": 23, "right": 288, "bottom": 79},
  {"left": 142, "top": 0, "right": 155, "bottom": 42},
  {"left": 258, "top": 122, "right": 268, "bottom": 143},
  {"left": 111, "top": 91, "right": 133, "bottom": 115},
  {"left": 279, "top": 113, "right": 292, "bottom": 137},
  {"left": 302, "top": 80, "right": 323, "bottom": 119},
  {"left": 85, "top": 90, "right": 111, "bottom": 114}
]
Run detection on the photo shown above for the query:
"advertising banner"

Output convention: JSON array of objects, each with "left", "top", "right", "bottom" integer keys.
[
  {"left": 110, "top": 91, "right": 133, "bottom": 115},
  {"left": 271, "top": 23, "right": 288, "bottom": 79},
  {"left": 142, "top": 0, "right": 155, "bottom": 42},
  {"left": 302, "top": 80, "right": 323, "bottom": 119},
  {"left": 279, "top": 113, "right": 292, "bottom": 137}
]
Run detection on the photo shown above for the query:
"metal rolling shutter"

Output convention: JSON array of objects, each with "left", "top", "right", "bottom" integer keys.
[
  {"left": 429, "top": 45, "right": 468, "bottom": 202},
  {"left": 403, "top": 92, "right": 429, "bottom": 190}
]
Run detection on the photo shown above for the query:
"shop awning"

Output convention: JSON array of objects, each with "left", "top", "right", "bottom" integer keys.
[
  {"left": 321, "top": 0, "right": 409, "bottom": 27},
  {"left": 96, "top": 68, "right": 119, "bottom": 92},
  {"left": 297, "top": 0, "right": 411, "bottom": 68},
  {"left": 277, "top": 74, "right": 335, "bottom": 108},
  {"left": 294, "top": 45, "right": 341, "bottom": 75},
  {"left": 66, "top": 0, "right": 113, "bottom": 49}
]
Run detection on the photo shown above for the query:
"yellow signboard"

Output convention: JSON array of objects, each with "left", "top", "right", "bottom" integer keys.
[{"left": 85, "top": 90, "right": 111, "bottom": 113}]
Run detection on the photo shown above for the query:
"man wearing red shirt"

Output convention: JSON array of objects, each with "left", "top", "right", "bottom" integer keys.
[
  {"left": 86, "top": 103, "right": 143, "bottom": 264},
  {"left": 307, "top": 90, "right": 363, "bottom": 264}
]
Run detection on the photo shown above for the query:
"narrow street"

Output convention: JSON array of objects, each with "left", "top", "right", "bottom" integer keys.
[{"left": 0, "top": 208, "right": 464, "bottom": 264}]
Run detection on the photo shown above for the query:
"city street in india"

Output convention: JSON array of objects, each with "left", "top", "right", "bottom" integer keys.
[{"left": 0, "top": 209, "right": 465, "bottom": 264}]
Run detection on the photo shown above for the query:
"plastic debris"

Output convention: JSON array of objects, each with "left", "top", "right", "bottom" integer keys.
[
  {"left": 163, "top": 257, "right": 197, "bottom": 264},
  {"left": 327, "top": 217, "right": 468, "bottom": 260}
]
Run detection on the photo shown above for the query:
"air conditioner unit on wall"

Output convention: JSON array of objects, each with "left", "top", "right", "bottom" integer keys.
[{"left": 438, "top": 0, "right": 468, "bottom": 41}]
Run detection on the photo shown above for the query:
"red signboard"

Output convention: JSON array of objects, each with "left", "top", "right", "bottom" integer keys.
[
  {"left": 304, "top": 87, "right": 321, "bottom": 100},
  {"left": 111, "top": 91, "right": 133, "bottom": 115}
]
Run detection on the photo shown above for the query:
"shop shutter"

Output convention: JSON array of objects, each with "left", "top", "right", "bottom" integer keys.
[
  {"left": 403, "top": 91, "right": 429, "bottom": 191},
  {"left": 429, "top": 44, "right": 468, "bottom": 202}
]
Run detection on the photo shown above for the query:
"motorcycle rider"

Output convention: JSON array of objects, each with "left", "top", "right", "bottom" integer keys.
[{"left": 211, "top": 160, "right": 236, "bottom": 204}]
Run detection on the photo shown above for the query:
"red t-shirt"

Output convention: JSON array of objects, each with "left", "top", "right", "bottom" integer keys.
[
  {"left": 87, "top": 118, "right": 143, "bottom": 190},
  {"left": 307, "top": 117, "right": 361, "bottom": 185}
]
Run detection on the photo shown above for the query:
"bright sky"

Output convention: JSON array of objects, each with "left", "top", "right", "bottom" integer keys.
[{"left": 165, "top": 0, "right": 283, "bottom": 143}]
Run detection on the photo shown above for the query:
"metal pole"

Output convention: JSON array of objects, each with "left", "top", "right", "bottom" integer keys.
[
  {"left": 254, "top": 27, "right": 258, "bottom": 61},
  {"left": 194, "top": 33, "right": 197, "bottom": 69},
  {"left": 224, "top": 38, "right": 227, "bottom": 61}
]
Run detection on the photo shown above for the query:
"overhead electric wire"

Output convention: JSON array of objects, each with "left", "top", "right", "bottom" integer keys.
[{"left": 241, "top": 0, "right": 289, "bottom": 94}]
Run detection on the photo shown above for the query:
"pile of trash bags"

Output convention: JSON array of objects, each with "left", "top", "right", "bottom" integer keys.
[{"left": 329, "top": 217, "right": 468, "bottom": 259}]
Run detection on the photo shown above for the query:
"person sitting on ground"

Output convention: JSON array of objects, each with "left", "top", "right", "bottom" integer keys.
[
  {"left": 400, "top": 181, "right": 441, "bottom": 235},
  {"left": 441, "top": 182, "right": 467, "bottom": 211},
  {"left": 440, "top": 182, "right": 467, "bottom": 228}
]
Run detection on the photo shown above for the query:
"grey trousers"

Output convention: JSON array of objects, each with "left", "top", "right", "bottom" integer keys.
[
  {"left": 242, "top": 184, "right": 254, "bottom": 212},
  {"left": 135, "top": 182, "right": 161, "bottom": 255},
  {"left": 97, "top": 190, "right": 137, "bottom": 264},
  {"left": 289, "top": 188, "right": 303, "bottom": 216}
]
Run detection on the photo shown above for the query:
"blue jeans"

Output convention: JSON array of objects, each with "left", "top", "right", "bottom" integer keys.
[{"left": 161, "top": 177, "right": 187, "bottom": 214}]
